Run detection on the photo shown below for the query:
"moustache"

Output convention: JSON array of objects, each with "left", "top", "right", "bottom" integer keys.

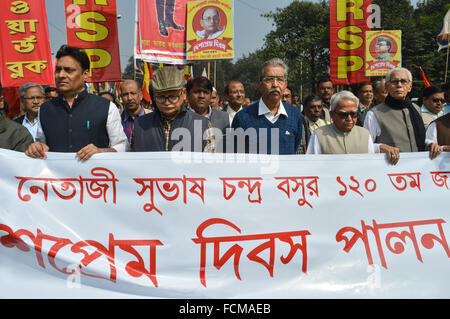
[{"left": 269, "top": 88, "right": 281, "bottom": 94}]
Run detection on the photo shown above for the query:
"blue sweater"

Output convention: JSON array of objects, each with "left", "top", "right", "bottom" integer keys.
[{"left": 230, "top": 101, "right": 302, "bottom": 154}]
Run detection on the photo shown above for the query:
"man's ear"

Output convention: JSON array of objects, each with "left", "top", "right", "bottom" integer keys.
[
  {"left": 82, "top": 69, "right": 90, "bottom": 82},
  {"left": 257, "top": 80, "right": 262, "bottom": 92}
]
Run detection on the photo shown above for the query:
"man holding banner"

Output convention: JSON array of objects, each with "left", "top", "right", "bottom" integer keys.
[
  {"left": 0, "top": 111, "right": 33, "bottom": 152},
  {"left": 131, "top": 66, "right": 215, "bottom": 152},
  {"left": 25, "top": 45, "right": 127, "bottom": 161},
  {"left": 306, "top": 91, "right": 375, "bottom": 155},
  {"left": 364, "top": 67, "right": 426, "bottom": 164}
]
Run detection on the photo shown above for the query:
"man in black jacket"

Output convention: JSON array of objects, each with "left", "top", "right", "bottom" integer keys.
[
  {"left": 25, "top": 45, "right": 127, "bottom": 161},
  {"left": 131, "top": 66, "right": 214, "bottom": 153}
]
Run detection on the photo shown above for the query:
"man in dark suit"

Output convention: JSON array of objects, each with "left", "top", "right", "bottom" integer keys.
[{"left": 186, "top": 76, "right": 229, "bottom": 152}]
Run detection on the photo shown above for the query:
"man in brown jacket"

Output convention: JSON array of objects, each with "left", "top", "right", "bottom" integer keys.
[{"left": 0, "top": 112, "right": 34, "bottom": 151}]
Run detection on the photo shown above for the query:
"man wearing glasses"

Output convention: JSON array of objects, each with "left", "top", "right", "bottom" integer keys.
[
  {"left": 224, "top": 80, "right": 246, "bottom": 126},
  {"left": 374, "top": 37, "right": 394, "bottom": 62},
  {"left": 196, "top": 7, "right": 225, "bottom": 40},
  {"left": 364, "top": 67, "right": 426, "bottom": 165},
  {"left": 230, "top": 58, "right": 303, "bottom": 154},
  {"left": 306, "top": 91, "right": 375, "bottom": 155},
  {"left": 15, "top": 83, "right": 45, "bottom": 141},
  {"left": 420, "top": 86, "right": 446, "bottom": 129},
  {"left": 131, "top": 66, "right": 215, "bottom": 152}
]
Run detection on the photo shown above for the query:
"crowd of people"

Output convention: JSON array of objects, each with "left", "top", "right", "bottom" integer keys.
[{"left": 1, "top": 45, "right": 450, "bottom": 163}]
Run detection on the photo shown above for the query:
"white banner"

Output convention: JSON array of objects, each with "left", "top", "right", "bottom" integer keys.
[{"left": 0, "top": 149, "right": 449, "bottom": 298}]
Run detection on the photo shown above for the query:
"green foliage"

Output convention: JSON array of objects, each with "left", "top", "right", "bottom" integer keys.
[
  {"left": 412, "top": 0, "right": 450, "bottom": 95},
  {"left": 262, "top": 0, "right": 330, "bottom": 97}
]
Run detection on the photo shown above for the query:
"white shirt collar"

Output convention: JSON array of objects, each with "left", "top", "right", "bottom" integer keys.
[
  {"left": 189, "top": 105, "right": 212, "bottom": 119},
  {"left": 258, "top": 98, "right": 288, "bottom": 123},
  {"left": 226, "top": 105, "right": 242, "bottom": 117},
  {"left": 23, "top": 113, "right": 38, "bottom": 125},
  {"left": 421, "top": 104, "right": 444, "bottom": 118}
]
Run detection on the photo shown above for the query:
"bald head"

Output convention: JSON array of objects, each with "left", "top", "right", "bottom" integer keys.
[{"left": 120, "top": 80, "right": 143, "bottom": 117}]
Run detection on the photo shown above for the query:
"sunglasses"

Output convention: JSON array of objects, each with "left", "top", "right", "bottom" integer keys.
[
  {"left": 432, "top": 98, "right": 445, "bottom": 104},
  {"left": 335, "top": 111, "right": 358, "bottom": 119}
]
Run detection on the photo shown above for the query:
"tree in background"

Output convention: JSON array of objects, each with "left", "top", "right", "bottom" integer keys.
[
  {"left": 413, "top": 0, "right": 450, "bottom": 90},
  {"left": 261, "top": 0, "right": 330, "bottom": 100}
]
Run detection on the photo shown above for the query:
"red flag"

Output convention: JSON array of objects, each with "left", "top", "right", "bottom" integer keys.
[
  {"left": 420, "top": 67, "right": 431, "bottom": 87},
  {"left": 142, "top": 61, "right": 153, "bottom": 103},
  {"left": 0, "top": 0, "right": 54, "bottom": 87}
]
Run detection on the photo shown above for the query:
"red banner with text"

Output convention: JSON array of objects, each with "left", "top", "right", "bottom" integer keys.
[
  {"left": 330, "top": 0, "right": 371, "bottom": 85},
  {"left": 0, "top": 0, "right": 54, "bottom": 87},
  {"left": 64, "top": 0, "right": 122, "bottom": 82},
  {"left": 135, "top": 0, "right": 188, "bottom": 64}
]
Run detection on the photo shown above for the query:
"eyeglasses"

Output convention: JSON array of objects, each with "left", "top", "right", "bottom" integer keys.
[
  {"left": 153, "top": 93, "right": 182, "bottom": 104},
  {"left": 335, "top": 111, "right": 358, "bottom": 119},
  {"left": 432, "top": 98, "right": 445, "bottom": 104},
  {"left": 23, "top": 96, "right": 45, "bottom": 101},
  {"left": 282, "top": 94, "right": 292, "bottom": 99},
  {"left": 202, "top": 16, "right": 219, "bottom": 22},
  {"left": 262, "top": 76, "right": 286, "bottom": 84},
  {"left": 389, "top": 79, "right": 410, "bottom": 85}
]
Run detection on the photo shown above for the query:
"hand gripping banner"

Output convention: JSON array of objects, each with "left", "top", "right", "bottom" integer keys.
[{"left": 0, "top": 149, "right": 449, "bottom": 298}]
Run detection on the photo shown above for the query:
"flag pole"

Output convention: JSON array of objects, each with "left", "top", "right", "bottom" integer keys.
[
  {"left": 214, "top": 60, "right": 217, "bottom": 88},
  {"left": 446, "top": 44, "right": 449, "bottom": 83},
  {"left": 207, "top": 61, "right": 211, "bottom": 80},
  {"left": 133, "top": 0, "right": 139, "bottom": 81}
]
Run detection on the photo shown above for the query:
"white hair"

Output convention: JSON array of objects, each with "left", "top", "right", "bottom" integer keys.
[
  {"left": 330, "top": 90, "right": 359, "bottom": 111},
  {"left": 385, "top": 67, "right": 412, "bottom": 83},
  {"left": 259, "top": 58, "right": 288, "bottom": 80},
  {"left": 18, "top": 82, "right": 44, "bottom": 99}
]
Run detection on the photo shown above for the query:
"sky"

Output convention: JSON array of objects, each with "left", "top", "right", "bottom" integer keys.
[{"left": 45, "top": 0, "right": 421, "bottom": 72}]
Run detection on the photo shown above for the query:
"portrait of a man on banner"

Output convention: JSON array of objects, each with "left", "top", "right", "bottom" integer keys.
[
  {"left": 365, "top": 30, "right": 402, "bottom": 77},
  {"left": 374, "top": 36, "right": 395, "bottom": 61},
  {"left": 195, "top": 6, "right": 226, "bottom": 40},
  {"left": 186, "top": 0, "right": 233, "bottom": 61}
]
